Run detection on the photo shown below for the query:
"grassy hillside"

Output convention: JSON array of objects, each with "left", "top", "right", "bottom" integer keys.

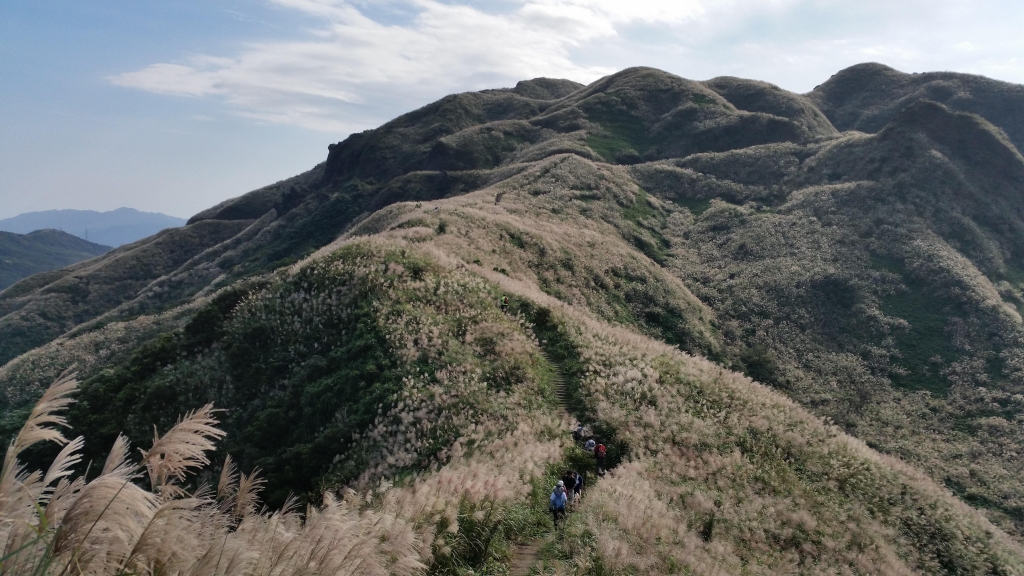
[
  {"left": 0, "top": 229, "right": 109, "bottom": 290},
  {"left": 4, "top": 64, "right": 1024, "bottom": 573},
  {"left": 4, "top": 186, "right": 1024, "bottom": 573},
  {"left": 0, "top": 219, "right": 255, "bottom": 365},
  {"left": 810, "top": 62, "right": 1024, "bottom": 153}
]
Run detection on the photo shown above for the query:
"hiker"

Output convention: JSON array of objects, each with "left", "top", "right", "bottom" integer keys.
[
  {"left": 573, "top": 471, "right": 584, "bottom": 501},
  {"left": 573, "top": 422, "right": 585, "bottom": 442},
  {"left": 549, "top": 481, "right": 567, "bottom": 526},
  {"left": 562, "top": 471, "right": 577, "bottom": 506},
  {"left": 500, "top": 295, "right": 509, "bottom": 311},
  {"left": 583, "top": 437, "right": 596, "bottom": 452},
  {"left": 595, "top": 443, "right": 607, "bottom": 475}
]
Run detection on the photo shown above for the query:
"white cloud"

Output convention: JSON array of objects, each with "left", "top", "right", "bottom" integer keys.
[
  {"left": 111, "top": 63, "right": 222, "bottom": 98},
  {"left": 110, "top": 0, "right": 621, "bottom": 133},
  {"left": 109, "top": 0, "right": 1024, "bottom": 134},
  {"left": 521, "top": 0, "right": 706, "bottom": 27}
]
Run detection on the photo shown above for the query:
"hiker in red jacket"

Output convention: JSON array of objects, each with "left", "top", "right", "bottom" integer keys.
[{"left": 595, "top": 443, "right": 607, "bottom": 475}]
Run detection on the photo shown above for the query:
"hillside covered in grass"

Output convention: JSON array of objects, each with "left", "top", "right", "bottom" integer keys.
[
  {"left": 4, "top": 63, "right": 1024, "bottom": 574},
  {"left": 0, "top": 229, "right": 110, "bottom": 290}
]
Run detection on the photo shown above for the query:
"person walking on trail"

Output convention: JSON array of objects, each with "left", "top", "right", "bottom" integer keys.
[
  {"left": 500, "top": 295, "right": 509, "bottom": 311},
  {"left": 562, "top": 471, "right": 577, "bottom": 506},
  {"left": 584, "top": 437, "right": 596, "bottom": 452},
  {"left": 573, "top": 422, "right": 583, "bottom": 442},
  {"left": 573, "top": 471, "right": 584, "bottom": 501},
  {"left": 595, "top": 443, "right": 607, "bottom": 476},
  {"left": 550, "top": 481, "right": 567, "bottom": 526}
]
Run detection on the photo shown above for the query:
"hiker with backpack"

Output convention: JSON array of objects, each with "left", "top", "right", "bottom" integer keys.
[
  {"left": 573, "top": 471, "right": 584, "bottom": 501},
  {"left": 595, "top": 443, "right": 607, "bottom": 475},
  {"left": 561, "top": 471, "right": 578, "bottom": 506},
  {"left": 583, "top": 437, "right": 596, "bottom": 452},
  {"left": 549, "top": 480, "right": 567, "bottom": 526}
]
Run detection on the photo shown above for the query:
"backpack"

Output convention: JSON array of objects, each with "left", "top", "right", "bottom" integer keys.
[{"left": 596, "top": 445, "right": 606, "bottom": 458}]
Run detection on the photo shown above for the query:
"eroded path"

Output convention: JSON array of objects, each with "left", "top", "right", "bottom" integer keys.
[{"left": 509, "top": 539, "right": 544, "bottom": 576}]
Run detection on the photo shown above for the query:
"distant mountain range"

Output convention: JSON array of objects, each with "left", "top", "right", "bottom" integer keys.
[
  {"left": 0, "top": 229, "right": 109, "bottom": 290},
  {"left": 0, "top": 208, "right": 185, "bottom": 247}
]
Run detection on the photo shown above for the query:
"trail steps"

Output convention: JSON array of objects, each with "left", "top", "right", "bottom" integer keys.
[
  {"left": 540, "top": 350, "right": 570, "bottom": 409},
  {"left": 507, "top": 345, "right": 609, "bottom": 576},
  {"left": 505, "top": 349, "right": 570, "bottom": 576},
  {"left": 509, "top": 539, "right": 544, "bottom": 576}
]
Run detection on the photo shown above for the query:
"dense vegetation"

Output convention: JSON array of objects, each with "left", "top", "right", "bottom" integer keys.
[
  {"left": 4, "top": 63, "right": 1024, "bottom": 573},
  {"left": 0, "top": 229, "right": 109, "bottom": 290}
]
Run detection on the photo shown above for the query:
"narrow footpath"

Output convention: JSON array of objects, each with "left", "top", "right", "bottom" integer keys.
[
  {"left": 509, "top": 540, "right": 544, "bottom": 576},
  {"left": 507, "top": 348, "right": 604, "bottom": 576}
]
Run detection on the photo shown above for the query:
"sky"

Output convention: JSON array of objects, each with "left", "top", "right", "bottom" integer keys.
[{"left": 1, "top": 0, "right": 1023, "bottom": 220}]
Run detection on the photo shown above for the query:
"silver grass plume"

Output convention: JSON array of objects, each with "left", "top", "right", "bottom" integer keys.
[
  {"left": 217, "top": 454, "right": 238, "bottom": 503},
  {"left": 0, "top": 372, "right": 81, "bottom": 570},
  {"left": 100, "top": 434, "right": 132, "bottom": 478},
  {"left": 1, "top": 371, "right": 78, "bottom": 491},
  {"left": 141, "top": 404, "right": 225, "bottom": 498}
]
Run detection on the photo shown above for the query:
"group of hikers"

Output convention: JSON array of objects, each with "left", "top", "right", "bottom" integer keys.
[
  {"left": 548, "top": 471, "right": 583, "bottom": 526},
  {"left": 573, "top": 422, "right": 608, "bottom": 475},
  {"left": 549, "top": 422, "right": 609, "bottom": 527}
]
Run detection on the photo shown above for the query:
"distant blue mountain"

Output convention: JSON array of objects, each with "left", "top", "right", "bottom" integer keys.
[{"left": 0, "top": 208, "right": 185, "bottom": 247}]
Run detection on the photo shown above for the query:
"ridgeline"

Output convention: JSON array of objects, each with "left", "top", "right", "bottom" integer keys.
[{"left": 3, "top": 63, "right": 1024, "bottom": 574}]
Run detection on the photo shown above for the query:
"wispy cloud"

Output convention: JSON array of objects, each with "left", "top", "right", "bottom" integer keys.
[
  {"left": 110, "top": 0, "right": 626, "bottom": 132},
  {"left": 109, "top": 0, "right": 1024, "bottom": 134}
]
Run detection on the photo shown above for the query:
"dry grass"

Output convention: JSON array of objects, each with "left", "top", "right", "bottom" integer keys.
[
  {"left": 1, "top": 344, "right": 571, "bottom": 575},
  {"left": 0, "top": 375, "right": 426, "bottom": 575}
]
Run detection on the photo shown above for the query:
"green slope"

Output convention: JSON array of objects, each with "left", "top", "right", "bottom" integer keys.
[
  {"left": 4, "top": 64, "right": 1024, "bottom": 570},
  {"left": 0, "top": 229, "right": 109, "bottom": 290},
  {"left": 809, "top": 62, "right": 1024, "bottom": 153},
  {"left": 5, "top": 178, "right": 1024, "bottom": 572}
]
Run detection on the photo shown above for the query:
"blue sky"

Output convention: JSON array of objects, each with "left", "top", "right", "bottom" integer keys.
[{"left": 2, "top": 0, "right": 1023, "bottom": 220}]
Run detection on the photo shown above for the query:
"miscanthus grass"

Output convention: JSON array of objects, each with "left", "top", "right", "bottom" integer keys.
[
  {"left": 6, "top": 154, "right": 1024, "bottom": 575},
  {"left": 1, "top": 367, "right": 570, "bottom": 576},
  {"left": 0, "top": 373, "right": 414, "bottom": 575},
  {"left": 531, "top": 314, "right": 1024, "bottom": 575}
]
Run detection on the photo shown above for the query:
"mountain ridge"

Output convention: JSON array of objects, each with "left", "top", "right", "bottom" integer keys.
[
  {"left": 3, "top": 62, "right": 1024, "bottom": 573},
  {"left": 0, "top": 228, "right": 110, "bottom": 290},
  {"left": 809, "top": 61, "right": 1024, "bottom": 154}
]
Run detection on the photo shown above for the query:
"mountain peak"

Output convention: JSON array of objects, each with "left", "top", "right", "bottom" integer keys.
[
  {"left": 509, "top": 77, "right": 584, "bottom": 100},
  {"left": 810, "top": 62, "right": 1024, "bottom": 153}
]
